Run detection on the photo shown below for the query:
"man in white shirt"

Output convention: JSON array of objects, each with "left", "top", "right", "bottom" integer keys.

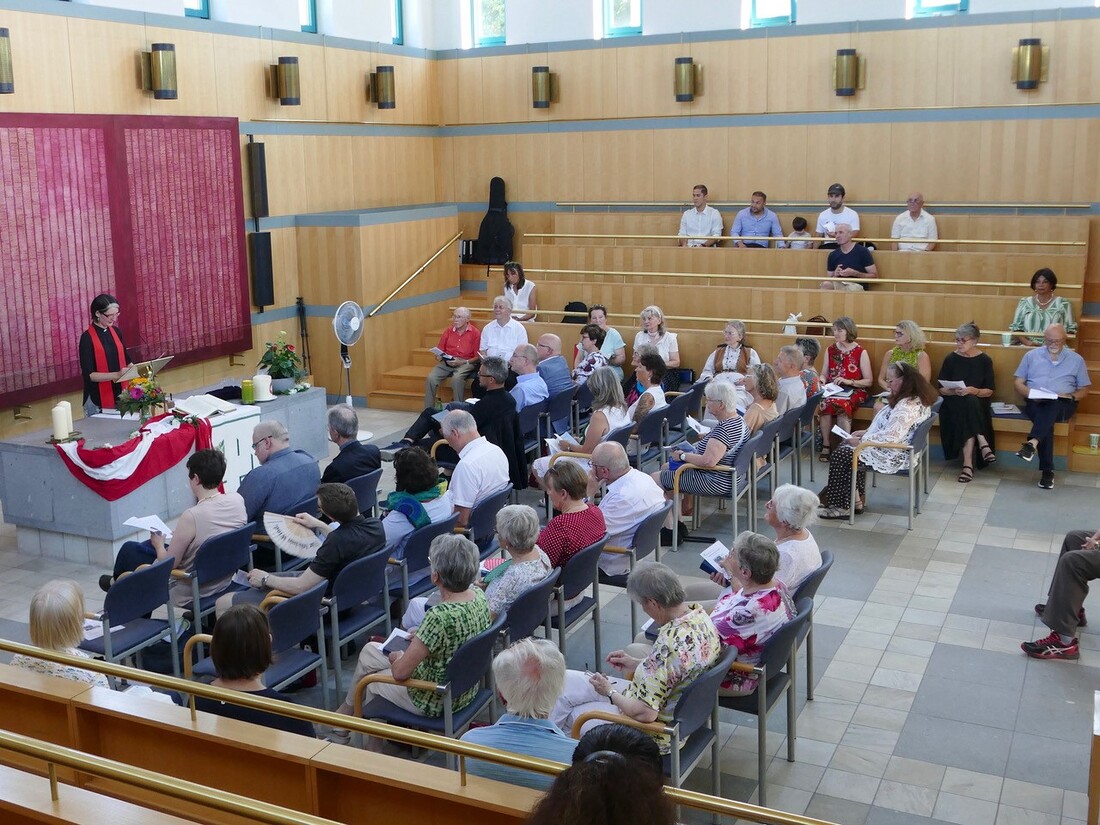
[
  {"left": 774, "top": 345, "right": 808, "bottom": 415},
  {"left": 815, "top": 182, "right": 860, "bottom": 248},
  {"left": 479, "top": 296, "right": 528, "bottom": 361},
  {"left": 441, "top": 410, "right": 510, "bottom": 528},
  {"left": 891, "top": 192, "right": 938, "bottom": 252},
  {"left": 590, "top": 442, "right": 666, "bottom": 576},
  {"left": 677, "top": 184, "right": 723, "bottom": 247}
]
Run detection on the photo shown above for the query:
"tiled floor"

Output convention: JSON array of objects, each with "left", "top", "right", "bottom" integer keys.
[{"left": 1, "top": 406, "right": 1097, "bottom": 825}]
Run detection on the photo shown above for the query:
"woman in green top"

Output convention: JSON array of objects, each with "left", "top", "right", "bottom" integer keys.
[
  {"left": 874, "top": 320, "right": 932, "bottom": 412},
  {"left": 330, "top": 534, "right": 491, "bottom": 744},
  {"left": 1009, "top": 268, "right": 1077, "bottom": 346}
]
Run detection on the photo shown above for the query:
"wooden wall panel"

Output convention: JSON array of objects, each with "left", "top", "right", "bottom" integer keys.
[
  {"left": 652, "top": 129, "right": 729, "bottom": 204},
  {"left": 479, "top": 53, "right": 535, "bottom": 124},
  {"left": 455, "top": 58, "right": 486, "bottom": 125},
  {"left": 724, "top": 125, "right": 809, "bottom": 206},
  {"left": 1048, "top": 19, "right": 1100, "bottom": 104},
  {"left": 65, "top": 18, "right": 148, "bottom": 115},
  {"left": 211, "top": 35, "right": 266, "bottom": 121},
  {"left": 765, "top": 33, "right": 853, "bottom": 115},
  {"left": 0, "top": 11, "right": 75, "bottom": 114},
  {"left": 514, "top": 132, "right": 586, "bottom": 203},
  {"left": 948, "top": 22, "right": 1056, "bottom": 110},
  {"left": 612, "top": 43, "right": 684, "bottom": 120},
  {"left": 581, "top": 130, "right": 655, "bottom": 202},
  {"left": 140, "top": 26, "right": 218, "bottom": 118},
  {"left": 852, "top": 27, "right": 954, "bottom": 111},
  {"left": 546, "top": 47, "right": 618, "bottom": 122},
  {"left": 686, "top": 38, "right": 769, "bottom": 116},
  {"left": 887, "top": 122, "right": 982, "bottom": 203},
  {"left": 323, "top": 44, "right": 374, "bottom": 123}
]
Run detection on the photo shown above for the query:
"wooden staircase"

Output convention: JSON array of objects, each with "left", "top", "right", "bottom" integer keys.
[{"left": 1068, "top": 316, "right": 1100, "bottom": 473}]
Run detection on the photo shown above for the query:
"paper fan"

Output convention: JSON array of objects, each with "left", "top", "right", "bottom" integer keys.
[{"left": 262, "top": 513, "right": 322, "bottom": 559}]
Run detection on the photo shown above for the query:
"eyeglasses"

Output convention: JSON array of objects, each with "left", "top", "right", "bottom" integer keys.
[
  {"left": 477, "top": 372, "right": 491, "bottom": 378},
  {"left": 101, "top": 309, "right": 120, "bottom": 319},
  {"left": 536, "top": 343, "right": 552, "bottom": 349},
  {"left": 954, "top": 337, "right": 971, "bottom": 343},
  {"left": 251, "top": 435, "right": 271, "bottom": 450}
]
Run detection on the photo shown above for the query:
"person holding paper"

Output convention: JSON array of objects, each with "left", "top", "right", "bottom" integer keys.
[
  {"left": 78, "top": 293, "right": 131, "bottom": 416},
  {"left": 818, "top": 317, "right": 873, "bottom": 463},
  {"left": 573, "top": 305, "right": 626, "bottom": 380},
  {"left": 424, "top": 307, "right": 480, "bottom": 408},
  {"left": 100, "top": 449, "right": 246, "bottom": 602},
  {"left": 938, "top": 322, "right": 996, "bottom": 483},
  {"left": 1013, "top": 324, "right": 1090, "bottom": 490},
  {"left": 817, "top": 362, "right": 938, "bottom": 519}
]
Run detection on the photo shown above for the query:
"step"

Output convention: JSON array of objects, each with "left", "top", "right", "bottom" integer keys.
[{"left": 366, "top": 389, "right": 429, "bottom": 413}]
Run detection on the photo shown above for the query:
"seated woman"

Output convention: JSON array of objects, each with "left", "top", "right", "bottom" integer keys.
[
  {"left": 331, "top": 534, "right": 491, "bottom": 743},
  {"left": 550, "top": 561, "right": 721, "bottom": 754},
  {"left": 742, "top": 363, "right": 780, "bottom": 435},
  {"left": 503, "top": 261, "right": 537, "bottom": 322},
  {"left": 11, "top": 580, "right": 109, "bottom": 688},
  {"left": 700, "top": 320, "right": 760, "bottom": 410},
  {"left": 538, "top": 461, "right": 607, "bottom": 569},
  {"left": 818, "top": 316, "right": 873, "bottom": 462},
  {"left": 574, "top": 304, "right": 626, "bottom": 380},
  {"left": 100, "top": 448, "right": 246, "bottom": 604},
  {"left": 382, "top": 446, "right": 453, "bottom": 555},
  {"left": 817, "top": 361, "right": 938, "bottom": 519},
  {"left": 938, "top": 321, "right": 996, "bottom": 483},
  {"left": 1009, "top": 267, "right": 1076, "bottom": 347},
  {"left": 874, "top": 320, "right": 932, "bottom": 412},
  {"left": 527, "top": 724, "right": 675, "bottom": 825},
  {"left": 795, "top": 336, "right": 821, "bottom": 396},
  {"left": 572, "top": 324, "right": 609, "bottom": 384},
  {"left": 193, "top": 604, "right": 315, "bottom": 737},
  {"left": 626, "top": 352, "right": 667, "bottom": 426},
  {"left": 532, "top": 367, "right": 630, "bottom": 482},
  {"left": 621, "top": 344, "right": 658, "bottom": 408},
  {"left": 632, "top": 306, "right": 680, "bottom": 393}
]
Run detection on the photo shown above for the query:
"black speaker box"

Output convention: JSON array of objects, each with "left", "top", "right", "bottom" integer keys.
[
  {"left": 249, "top": 232, "right": 274, "bottom": 308},
  {"left": 246, "top": 141, "right": 269, "bottom": 218}
]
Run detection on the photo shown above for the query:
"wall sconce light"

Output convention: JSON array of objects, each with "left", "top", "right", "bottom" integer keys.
[
  {"left": 532, "top": 66, "right": 558, "bottom": 109},
  {"left": 674, "top": 57, "right": 697, "bottom": 102},
  {"left": 140, "top": 43, "right": 177, "bottom": 100},
  {"left": 0, "top": 28, "right": 13, "bottom": 95},
  {"left": 833, "top": 48, "right": 865, "bottom": 96},
  {"left": 271, "top": 56, "right": 300, "bottom": 106},
  {"left": 367, "top": 66, "right": 396, "bottom": 109},
  {"left": 1011, "top": 38, "right": 1048, "bottom": 90}
]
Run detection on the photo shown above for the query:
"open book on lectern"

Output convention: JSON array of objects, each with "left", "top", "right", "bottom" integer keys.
[{"left": 118, "top": 356, "right": 173, "bottom": 383}]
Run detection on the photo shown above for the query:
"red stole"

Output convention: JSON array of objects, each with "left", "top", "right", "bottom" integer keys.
[{"left": 88, "top": 324, "right": 126, "bottom": 409}]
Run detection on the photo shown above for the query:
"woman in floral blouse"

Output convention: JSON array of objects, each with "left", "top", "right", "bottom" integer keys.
[{"left": 11, "top": 580, "right": 108, "bottom": 688}]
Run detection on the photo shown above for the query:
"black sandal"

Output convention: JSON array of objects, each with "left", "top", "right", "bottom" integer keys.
[
  {"left": 980, "top": 444, "right": 996, "bottom": 465},
  {"left": 957, "top": 465, "right": 974, "bottom": 483},
  {"left": 818, "top": 447, "right": 831, "bottom": 463}
]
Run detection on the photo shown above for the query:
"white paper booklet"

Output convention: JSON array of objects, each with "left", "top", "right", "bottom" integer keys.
[
  {"left": 938, "top": 379, "right": 966, "bottom": 390},
  {"left": 831, "top": 424, "right": 853, "bottom": 441},
  {"left": 991, "top": 402, "right": 1020, "bottom": 415},
  {"left": 699, "top": 540, "right": 730, "bottom": 580},
  {"left": 684, "top": 415, "right": 712, "bottom": 436},
  {"left": 174, "top": 394, "right": 236, "bottom": 417},
  {"left": 123, "top": 514, "right": 173, "bottom": 543},
  {"left": 822, "top": 383, "right": 853, "bottom": 399},
  {"left": 430, "top": 347, "right": 453, "bottom": 359},
  {"left": 1028, "top": 387, "right": 1059, "bottom": 400},
  {"left": 544, "top": 432, "right": 580, "bottom": 456}
]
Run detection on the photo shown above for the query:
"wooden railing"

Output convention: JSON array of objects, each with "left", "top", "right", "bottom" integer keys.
[{"left": 525, "top": 231, "right": 1087, "bottom": 248}]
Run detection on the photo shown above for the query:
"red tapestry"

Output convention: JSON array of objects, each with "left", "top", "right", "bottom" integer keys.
[{"left": 0, "top": 114, "right": 251, "bottom": 408}]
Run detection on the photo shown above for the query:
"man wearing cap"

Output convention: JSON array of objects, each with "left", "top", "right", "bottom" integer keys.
[{"left": 815, "top": 183, "right": 860, "bottom": 249}]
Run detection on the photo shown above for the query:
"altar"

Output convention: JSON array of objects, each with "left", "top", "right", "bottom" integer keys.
[{"left": 0, "top": 387, "right": 328, "bottom": 566}]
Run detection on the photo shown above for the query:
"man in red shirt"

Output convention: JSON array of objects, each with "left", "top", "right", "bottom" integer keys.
[{"left": 425, "top": 307, "right": 481, "bottom": 407}]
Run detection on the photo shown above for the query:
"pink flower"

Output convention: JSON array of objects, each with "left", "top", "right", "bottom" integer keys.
[{"left": 130, "top": 387, "right": 143, "bottom": 399}]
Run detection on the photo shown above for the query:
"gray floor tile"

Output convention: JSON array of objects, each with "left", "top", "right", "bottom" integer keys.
[
  {"left": 922, "top": 645, "right": 1027, "bottom": 691},
  {"left": 873, "top": 779, "right": 938, "bottom": 817},
  {"left": 895, "top": 714, "right": 1012, "bottom": 775},
  {"left": 999, "top": 777, "right": 1064, "bottom": 815},
  {"left": 805, "top": 793, "right": 872, "bottom": 824},
  {"left": 940, "top": 767, "right": 1004, "bottom": 802},
  {"left": 865, "top": 808, "right": 959, "bottom": 825},
  {"left": 1003, "top": 732, "right": 1088, "bottom": 793},
  {"left": 883, "top": 755, "right": 945, "bottom": 789},
  {"left": 933, "top": 791, "right": 999, "bottom": 825},
  {"left": 910, "top": 674, "right": 1021, "bottom": 731}
]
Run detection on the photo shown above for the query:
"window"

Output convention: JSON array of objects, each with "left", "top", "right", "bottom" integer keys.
[
  {"left": 393, "top": 0, "right": 404, "bottom": 46},
  {"left": 472, "top": 0, "right": 505, "bottom": 46},
  {"left": 907, "top": 0, "right": 968, "bottom": 17},
  {"left": 183, "top": 0, "right": 209, "bottom": 18},
  {"left": 747, "top": 0, "right": 794, "bottom": 28},
  {"left": 603, "top": 0, "right": 642, "bottom": 37},
  {"left": 300, "top": 0, "right": 317, "bottom": 33}
]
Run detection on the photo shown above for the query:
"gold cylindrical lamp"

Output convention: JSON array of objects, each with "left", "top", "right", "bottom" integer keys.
[
  {"left": 371, "top": 65, "right": 395, "bottom": 109},
  {"left": 674, "top": 57, "right": 695, "bottom": 102},
  {"left": 274, "top": 56, "right": 300, "bottom": 105},
  {"left": 1013, "top": 38, "right": 1043, "bottom": 90},
  {"left": 532, "top": 66, "right": 550, "bottom": 109},
  {"left": 149, "top": 43, "right": 177, "bottom": 100},
  {"left": 834, "top": 48, "right": 859, "bottom": 96},
  {"left": 0, "top": 28, "right": 13, "bottom": 95}
]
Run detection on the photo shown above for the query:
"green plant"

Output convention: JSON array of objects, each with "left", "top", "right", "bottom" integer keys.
[{"left": 258, "top": 331, "right": 305, "bottom": 380}]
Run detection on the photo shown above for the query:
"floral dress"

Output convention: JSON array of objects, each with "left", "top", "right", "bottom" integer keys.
[
  {"left": 710, "top": 586, "right": 795, "bottom": 693},
  {"left": 819, "top": 343, "right": 868, "bottom": 417}
]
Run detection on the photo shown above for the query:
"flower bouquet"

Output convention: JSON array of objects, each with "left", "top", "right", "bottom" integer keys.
[
  {"left": 258, "top": 331, "right": 306, "bottom": 391},
  {"left": 117, "top": 375, "right": 167, "bottom": 425}
]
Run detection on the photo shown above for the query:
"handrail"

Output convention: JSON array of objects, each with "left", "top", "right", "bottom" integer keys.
[
  {"left": 524, "top": 232, "right": 1087, "bottom": 247},
  {"left": 0, "top": 729, "right": 339, "bottom": 825},
  {"left": 0, "top": 639, "right": 841, "bottom": 825},
  {"left": 522, "top": 265, "right": 1084, "bottom": 290},
  {"left": 367, "top": 232, "right": 463, "bottom": 319},
  {"left": 555, "top": 201, "right": 1093, "bottom": 210},
  {"left": 452, "top": 306, "right": 1075, "bottom": 340}
]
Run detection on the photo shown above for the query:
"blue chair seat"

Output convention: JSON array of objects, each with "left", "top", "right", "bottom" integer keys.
[
  {"left": 548, "top": 594, "right": 596, "bottom": 633},
  {"left": 81, "top": 618, "right": 170, "bottom": 658},
  {"left": 190, "top": 581, "right": 250, "bottom": 620},
  {"left": 263, "top": 647, "right": 323, "bottom": 689},
  {"left": 323, "top": 602, "right": 387, "bottom": 647},
  {"left": 597, "top": 570, "right": 628, "bottom": 589},
  {"left": 361, "top": 686, "right": 495, "bottom": 734},
  {"left": 718, "top": 669, "right": 793, "bottom": 716},
  {"left": 191, "top": 656, "right": 216, "bottom": 679}
]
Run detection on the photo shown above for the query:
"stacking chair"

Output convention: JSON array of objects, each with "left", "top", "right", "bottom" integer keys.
[
  {"left": 542, "top": 422, "right": 633, "bottom": 520},
  {"left": 518, "top": 399, "right": 549, "bottom": 463},
  {"left": 81, "top": 555, "right": 180, "bottom": 680},
  {"left": 656, "top": 392, "right": 691, "bottom": 458},
  {"left": 355, "top": 612, "right": 508, "bottom": 767},
  {"left": 717, "top": 597, "right": 813, "bottom": 808},
  {"left": 461, "top": 485, "right": 513, "bottom": 560},
  {"left": 346, "top": 468, "right": 383, "bottom": 518},
  {"left": 673, "top": 431, "right": 760, "bottom": 549},
  {"left": 549, "top": 536, "right": 607, "bottom": 666},
  {"left": 323, "top": 546, "right": 392, "bottom": 699},
  {"left": 791, "top": 549, "right": 834, "bottom": 700},
  {"left": 849, "top": 410, "right": 939, "bottom": 529},
  {"left": 631, "top": 404, "right": 670, "bottom": 470},
  {"left": 172, "top": 521, "right": 254, "bottom": 629},
  {"left": 255, "top": 495, "right": 319, "bottom": 573},
  {"left": 504, "top": 568, "right": 561, "bottom": 642},
  {"left": 571, "top": 381, "right": 594, "bottom": 436},
  {"left": 750, "top": 415, "right": 788, "bottom": 504},
  {"left": 388, "top": 514, "right": 460, "bottom": 612},
  {"left": 545, "top": 386, "right": 576, "bottom": 437},
  {"left": 600, "top": 501, "right": 672, "bottom": 635},
  {"left": 795, "top": 390, "right": 825, "bottom": 485},
  {"left": 572, "top": 645, "right": 737, "bottom": 792},
  {"left": 773, "top": 405, "right": 807, "bottom": 488}
]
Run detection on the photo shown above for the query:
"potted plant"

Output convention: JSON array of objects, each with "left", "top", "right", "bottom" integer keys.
[
  {"left": 258, "top": 331, "right": 305, "bottom": 393},
  {"left": 117, "top": 375, "right": 167, "bottom": 426}
]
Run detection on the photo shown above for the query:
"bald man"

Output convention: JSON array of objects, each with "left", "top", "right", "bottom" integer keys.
[
  {"left": 237, "top": 421, "right": 320, "bottom": 524},
  {"left": 535, "top": 333, "right": 574, "bottom": 433},
  {"left": 891, "top": 192, "right": 938, "bottom": 252},
  {"left": 425, "top": 307, "right": 480, "bottom": 407}
]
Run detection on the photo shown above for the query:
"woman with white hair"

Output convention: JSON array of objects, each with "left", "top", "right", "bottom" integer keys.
[
  {"left": 654, "top": 380, "right": 746, "bottom": 500},
  {"left": 765, "top": 484, "right": 823, "bottom": 592},
  {"left": 460, "top": 638, "right": 577, "bottom": 790},
  {"left": 11, "top": 580, "right": 109, "bottom": 687},
  {"left": 700, "top": 319, "right": 760, "bottom": 409},
  {"left": 482, "top": 505, "right": 552, "bottom": 619},
  {"left": 632, "top": 306, "right": 680, "bottom": 392}
]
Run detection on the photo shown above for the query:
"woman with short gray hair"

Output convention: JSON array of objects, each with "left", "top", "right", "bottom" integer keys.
[
  {"left": 483, "top": 505, "right": 552, "bottom": 619},
  {"left": 550, "top": 561, "right": 721, "bottom": 754},
  {"left": 764, "top": 485, "right": 823, "bottom": 592}
]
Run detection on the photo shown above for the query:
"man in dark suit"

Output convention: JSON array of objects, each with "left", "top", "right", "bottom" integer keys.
[{"left": 321, "top": 404, "right": 381, "bottom": 484}]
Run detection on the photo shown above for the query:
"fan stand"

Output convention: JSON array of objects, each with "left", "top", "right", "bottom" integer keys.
[{"left": 341, "top": 343, "right": 353, "bottom": 406}]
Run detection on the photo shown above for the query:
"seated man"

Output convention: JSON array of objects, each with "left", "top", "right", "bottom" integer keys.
[
  {"left": 677, "top": 184, "right": 722, "bottom": 247},
  {"left": 460, "top": 638, "right": 576, "bottom": 790},
  {"left": 440, "top": 409, "right": 510, "bottom": 529},
  {"left": 821, "top": 224, "right": 876, "bottom": 291},
  {"left": 774, "top": 345, "right": 808, "bottom": 416},
  {"left": 218, "top": 482, "right": 386, "bottom": 615},
  {"left": 536, "top": 334, "right": 575, "bottom": 434},
  {"left": 473, "top": 296, "right": 528, "bottom": 397},
  {"left": 424, "top": 307, "right": 480, "bottom": 408},
  {"left": 590, "top": 442, "right": 667, "bottom": 576},
  {"left": 1014, "top": 323, "right": 1090, "bottom": 490},
  {"left": 1023, "top": 528, "right": 1100, "bottom": 661},
  {"left": 321, "top": 404, "right": 381, "bottom": 484},
  {"left": 238, "top": 421, "right": 321, "bottom": 524},
  {"left": 509, "top": 343, "right": 549, "bottom": 412}
]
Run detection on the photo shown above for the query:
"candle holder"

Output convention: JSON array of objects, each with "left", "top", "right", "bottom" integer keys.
[{"left": 47, "top": 431, "right": 82, "bottom": 445}]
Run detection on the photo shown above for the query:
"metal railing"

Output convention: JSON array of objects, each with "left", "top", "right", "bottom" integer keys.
[
  {"left": 524, "top": 231, "right": 1087, "bottom": 248},
  {"left": 367, "top": 232, "right": 463, "bottom": 318},
  {"left": 555, "top": 200, "right": 1093, "bottom": 211},
  {"left": 0, "top": 639, "right": 839, "bottom": 825}
]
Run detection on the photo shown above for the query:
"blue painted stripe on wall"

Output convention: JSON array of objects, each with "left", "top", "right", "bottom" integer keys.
[
  {"left": 460, "top": 280, "right": 489, "bottom": 292},
  {"left": 1084, "top": 303, "right": 1100, "bottom": 317},
  {"left": 252, "top": 286, "right": 458, "bottom": 327},
  {"left": 240, "top": 122, "right": 437, "bottom": 138},
  {"left": 296, "top": 204, "right": 457, "bottom": 227},
  {"left": 251, "top": 305, "right": 300, "bottom": 325}
]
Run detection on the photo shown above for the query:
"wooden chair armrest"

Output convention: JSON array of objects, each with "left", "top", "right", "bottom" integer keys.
[
  {"left": 259, "top": 592, "right": 290, "bottom": 611},
  {"left": 387, "top": 557, "right": 403, "bottom": 566},
  {"left": 182, "top": 633, "right": 214, "bottom": 678},
  {"left": 251, "top": 533, "right": 269, "bottom": 543},
  {"left": 84, "top": 610, "right": 103, "bottom": 620},
  {"left": 602, "top": 545, "right": 632, "bottom": 555},
  {"left": 665, "top": 391, "right": 686, "bottom": 398},
  {"left": 429, "top": 438, "right": 447, "bottom": 459},
  {"left": 170, "top": 568, "right": 193, "bottom": 580},
  {"left": 570, "top": 710, "right": 666, "bottom": 739},
  {"left": 548, "top": 450, "right": 592, "bottom": 469},
  {"left": 851, "top": 441, "right": 911, "bottom": 468},
  {"left": 353, "top": 673, "right": 440, "bottom": 715},
  {"left": 727, "top": 661, "right": 758, "bottom": 675},
  {"left": 672, "top": 461, "right": 737, "bottom": 496}
]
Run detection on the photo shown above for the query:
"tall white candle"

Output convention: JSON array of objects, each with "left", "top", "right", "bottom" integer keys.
[
  {"left": 59, "top": 400, "right": 73, "bottom": 434},
  {"left": 51, "top": 405, "right": 68, "bottom": 441}
]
